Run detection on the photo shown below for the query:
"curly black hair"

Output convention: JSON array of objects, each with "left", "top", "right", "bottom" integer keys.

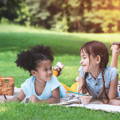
[{"left": 15, "top": 45, "right": 54, "bottom": 73}]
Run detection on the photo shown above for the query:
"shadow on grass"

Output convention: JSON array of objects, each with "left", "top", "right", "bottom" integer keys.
[{"left": 0, "top": 32, "right": 111, "bottom": 55}]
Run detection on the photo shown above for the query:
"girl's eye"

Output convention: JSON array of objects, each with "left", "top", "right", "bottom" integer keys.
[
  {"left": 49, "top": 67, "right": 52, "bottom": 70},
  {"left": 44, "top": 68, "right": 48, "bottom": 72},
  {"left": 44, "top": 67, "right": 52, "bottom": 72},
  {"left": 83, "top": 56, "right": 86, "bottom": 59}
]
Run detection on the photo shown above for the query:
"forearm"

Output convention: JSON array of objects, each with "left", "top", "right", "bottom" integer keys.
[
  {"left": 108, "top": 76, "right": 118, "bottom": 100},
  {"left": 108, "top": 92, "right": 117, "bottom": 100},
  {"left": 5, "top": 96, "right": 21, "bottom": 102},
  {"left": 108, "top": 89, "right": 118, "bottom": 100},
  {"left": 111, "top": 52, "right": 119, "bottom": 68},
  {"left": 6, "top": 90, "right": 25, "bottom": 102},
  {"left": 90, "top": 99, "right": 104, "bottom": 104},
  {"left": 36, "top": 97, "right": 60, "bottom": 104}
]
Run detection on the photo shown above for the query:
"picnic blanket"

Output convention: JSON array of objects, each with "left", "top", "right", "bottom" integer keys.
[
  {"left": 52, "top": 93, "right": 120, "bottom": 113},
  {"left": 0, "top": 87, "right": 120, "bottom": 113}
]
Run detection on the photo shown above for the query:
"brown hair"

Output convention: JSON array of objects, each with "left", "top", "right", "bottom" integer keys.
[{"left": 80, "top": 41, "right": 109, "bottom": 103}]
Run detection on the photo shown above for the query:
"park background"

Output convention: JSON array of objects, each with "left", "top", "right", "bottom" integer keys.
[{"left": 0, "top": 0, "right": 120, "bottom": 120}]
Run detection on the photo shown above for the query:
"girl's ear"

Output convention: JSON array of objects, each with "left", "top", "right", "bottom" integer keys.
[
  {"left": 96, "top": 55, "right": 101, "bottom": 64},
  {"left": 31, "top": 70, "right": 36, "bottom": 76}
]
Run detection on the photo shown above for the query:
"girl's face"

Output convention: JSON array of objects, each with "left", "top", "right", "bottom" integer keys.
[
  {"left": 80, "top": 50, "right": 100, "bottom": 73},
  {"left": 80, "top": 50, "right": 90, "bottom": 72},
  {"left": 31, "top": 60, "right": 52, "bottom": 82}
]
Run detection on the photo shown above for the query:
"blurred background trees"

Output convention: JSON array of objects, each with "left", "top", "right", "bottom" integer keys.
[{"left": 0, "top": 0, "right": 120, "bottom": 33}]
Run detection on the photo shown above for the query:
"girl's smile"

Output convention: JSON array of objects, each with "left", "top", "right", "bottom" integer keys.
[{"left": 80, "top": 50, "right": 90, "bottom": 72}]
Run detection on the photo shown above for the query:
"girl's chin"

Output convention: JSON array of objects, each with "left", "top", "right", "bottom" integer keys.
[
  {"left": 45, "top": 77, "right": 51, "bottom": 81},
  {"left": 83, "top": 68, "right": 89, "bottom": 72}
]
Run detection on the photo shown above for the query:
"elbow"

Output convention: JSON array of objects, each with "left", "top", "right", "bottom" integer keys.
[
  {"left": 108, "top": 94, "right": 117, "bottom": 100},
  {"left": 54, "top": 98, "right": 60, "bottom": 103}
]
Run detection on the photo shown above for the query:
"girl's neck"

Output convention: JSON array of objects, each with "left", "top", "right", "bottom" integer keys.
[
  {"left": 90, "top": 67, "right": 102, "bottom": 79},
  {"left": 35, "top": 78, "right": 46, "bottom": 85},
  {"left": 34, "top": 78, "right": 46, "bottom": 96}
]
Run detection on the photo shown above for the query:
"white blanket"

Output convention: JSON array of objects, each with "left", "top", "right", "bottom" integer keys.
[{"left": 68, "top": 104, "right": 120, "bottom": 113}]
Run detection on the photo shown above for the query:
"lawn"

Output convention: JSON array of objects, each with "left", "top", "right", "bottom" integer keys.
[{"left": 0, "top": 24, "right": 120, "bottom": 120}]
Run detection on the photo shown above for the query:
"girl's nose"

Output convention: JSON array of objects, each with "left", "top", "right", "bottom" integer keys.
[
  {"left": 48, "top": 70, "right": 52, "bottom": 75},
  {"left": 80, "top": 60, "right": 83, "bottom": 65}
]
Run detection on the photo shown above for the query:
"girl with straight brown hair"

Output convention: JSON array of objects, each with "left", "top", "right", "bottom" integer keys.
[{"left": 78, "top": 41, "right": 120, "bottom": 105}]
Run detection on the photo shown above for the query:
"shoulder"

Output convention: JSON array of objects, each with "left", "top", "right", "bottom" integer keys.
[
  {"left": 78, "top": 66, "right": 83, "bottom": 72},
  {"left": 105, "top": 66, "right": 118, "bottom": 81},
  {"left": 47, "top": 75, "right": 61, "bottom": 91},
  {"left": 47, "top": 76, "right": 60, "bottom": 85},
  {"left": 21, "top": 76, "right": 35, "bottom": 87},
  {"left": 78, "top": 66, "right": 85, "bottom": 78},
  {"left": 105, "top": 66, "right": 118, "bottom": 74},
  {"left": 21, "top": 76, "right": 35, "bottom": 96}
]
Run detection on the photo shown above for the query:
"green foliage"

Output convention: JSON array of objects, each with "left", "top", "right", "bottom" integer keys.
[
  {"left": 83, "top": 1, "right": 120, "bottom": 33},
  {"left": 0, "top": 17, "right": 9, "bottom": 24},
  {"left": 1, "top": 0, "right": 120, "bottom": 32},
  {"left": 0, "top": 0, "right": 22, "bottom": 21},
  {"left": 14, "top": 2, "right": 31, "bottom": 26},
  {"left": 51, "top": 15, "right": 69, "bottom": 32},
  {"left": 0, "top": 0, "right": 31, "bottom": 26},
  {"left": 23, "top": 0, "right": 91, "bottom": 31},
  {"left": 23, "top": 0, "right": 120, "bottom": 33}
]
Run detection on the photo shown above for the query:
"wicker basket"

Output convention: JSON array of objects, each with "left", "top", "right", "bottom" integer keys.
[{"left": 0, "top": 77, "right": 14, "bottom": 95}]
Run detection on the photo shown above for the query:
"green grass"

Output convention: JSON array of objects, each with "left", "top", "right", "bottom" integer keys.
[
  {"left": 0, "top": 103, "right": 120, "bottom": 120},
  {"left": 0, "top": 24, "right": 120, "bottom": 120}
]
